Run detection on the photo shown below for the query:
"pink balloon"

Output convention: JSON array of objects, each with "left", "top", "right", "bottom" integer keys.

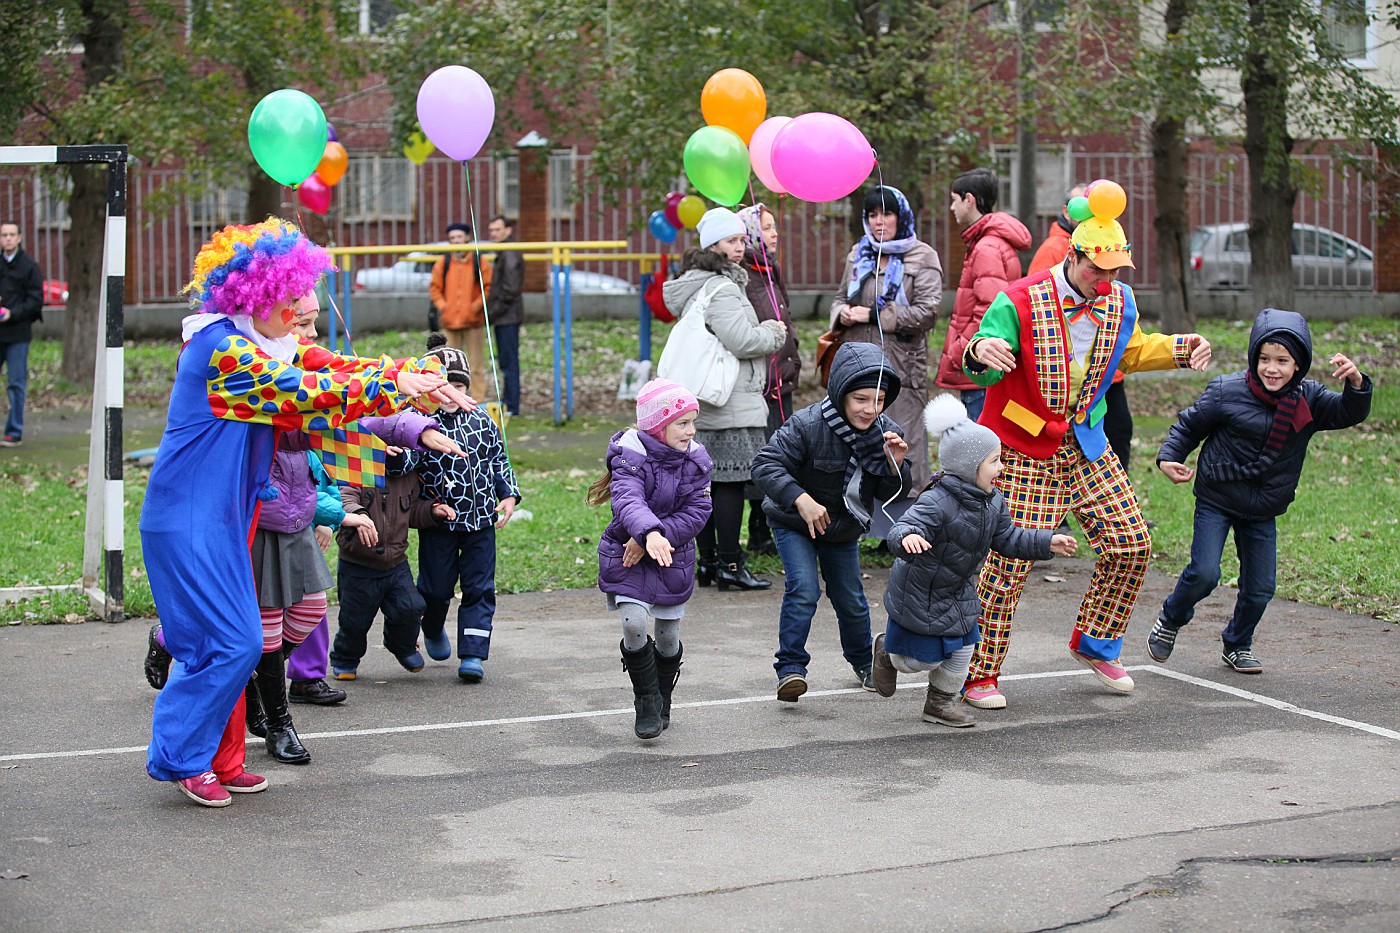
[
  {"left": 748, "top": 116, "right": 792, "bottom": 194},
  {"left": 297, "top": 173, "right": 332, "bottom": 214},
  {"left": 665, "top": 191, "right": 685, "bottom": 209},
  {"left": 770, "top": 113, "right": 874, "bottom": 203},
  {"left": 416, "top": 66, "right": 496, "bottom": 161}
]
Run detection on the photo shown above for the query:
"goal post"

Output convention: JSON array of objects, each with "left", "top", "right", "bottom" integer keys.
[{"left": 0, "top": 144, "right": 127, "bottom": 622}]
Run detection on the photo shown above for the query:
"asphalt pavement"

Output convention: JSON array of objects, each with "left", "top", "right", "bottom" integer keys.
[{"left": 2, "top": 560, "right": 1398, "bottom": 932}]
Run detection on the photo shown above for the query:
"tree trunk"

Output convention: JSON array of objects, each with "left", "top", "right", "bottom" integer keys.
[
  {"left": 1243, "top": 0, "right": 1297, "bottom": 310},
  {"left": 1015, "top": 7, "right": 1038, "bottom": 236},
  {"left": 1152, "top": 0, "right": 1194, "bottom": 332},
  {"left": 245, "top": 164, "right": 283, "bottom": 223},
  {"left": 61, "top": 0, "right": 123, "bottom": 385}
]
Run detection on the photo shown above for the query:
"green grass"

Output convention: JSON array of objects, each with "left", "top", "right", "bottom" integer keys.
[{"left": 3, "top": 315, "right": 1397, "bottom": 624}]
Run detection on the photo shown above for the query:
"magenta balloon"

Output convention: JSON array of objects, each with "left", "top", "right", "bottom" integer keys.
[
  {"left": 769, "top": 113, "right": 874, "bottom": 202},
  {"left": 297, "top": 173, "right": 332, "bottom": 215},
  {"left": 416, "top": 66, "right": 496, "bottom": 161},
  {"left": 664, "top": 203, "right": 683, "bottom": 228},
  {"left": 665, "top": 191, "right": 685, "bottom": 209},
  {"left": 748, "top": 116, "right": 791, "bottom": 194}
]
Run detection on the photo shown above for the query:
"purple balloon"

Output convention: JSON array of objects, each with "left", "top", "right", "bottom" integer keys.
[
  {"left": 416, "top": 66, "right": 496, "bottom": 162},
  {"left": 326, "top": 122, "right": 339, "bottom": 143},
  {"left": 770, "top": 113, "right": 874, "bottom": 203}
]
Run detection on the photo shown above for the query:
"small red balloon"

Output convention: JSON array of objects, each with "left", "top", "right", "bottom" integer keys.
[{"left": 297, "top": 173, "right": 332, "bottom": 214}]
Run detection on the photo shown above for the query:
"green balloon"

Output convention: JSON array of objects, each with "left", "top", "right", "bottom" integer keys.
[
  {"left": 1066, "top": 195, "right": 1093, "bottom": 224},
  {"left": 683, "top": 125, "right": 750, "bottom": 207},
  {"left": 248, "top": 89, "right": 329, "bottom": 187}
]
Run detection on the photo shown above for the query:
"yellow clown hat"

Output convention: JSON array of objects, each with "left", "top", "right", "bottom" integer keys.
[{"left": 1070, "top": 179, "right": 1134, "bottom": 270}]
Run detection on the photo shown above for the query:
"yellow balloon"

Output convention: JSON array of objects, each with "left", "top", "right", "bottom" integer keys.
[
  {"left": 676, "top": 195, "right": 706, "bottom": 229},
  {"left": 1086, "top": 179, "right": 1126, "bottom": 221},
  {"left": 403, "top": 131, "right": 435, "bottom": 166}
]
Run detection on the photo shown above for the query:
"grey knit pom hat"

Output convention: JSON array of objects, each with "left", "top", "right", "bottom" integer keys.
[{"left": 924, "top": 394, "right": 1001, "bottom": 483}]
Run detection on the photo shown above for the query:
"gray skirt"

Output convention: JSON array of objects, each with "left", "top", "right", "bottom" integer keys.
[
  {"left": 251, "top": 527, "right": 334, "bottom": 609},
  {"left": 696, "top": 426, "right": 768, "bottom": 483}
]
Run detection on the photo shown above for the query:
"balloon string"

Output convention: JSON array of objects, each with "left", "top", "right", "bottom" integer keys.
[
  {"left": 293, "top": 198, "right": 356, "bottom": 357},
  {"left": 745, "top": 180, "right": 788, "bottom": 424},
  {"left": 462, "top": 163, "right": 514, "bottom": 469},
  {"left": 869, "top": 156, "right": 905, "bottom": 525}
]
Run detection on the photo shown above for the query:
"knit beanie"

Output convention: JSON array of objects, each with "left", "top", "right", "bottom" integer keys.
[
  {"left": 924, "top": 394, "right": 1001, "bottom": 483},
  {"left": 635, "top": 378, "right": 698, "bottom": 440},
  {"left": 425, "top": 332, "right": 470, "bottom": 385},
  {"left": 697, "top": 208, "right": 745, "bottom": 249}
]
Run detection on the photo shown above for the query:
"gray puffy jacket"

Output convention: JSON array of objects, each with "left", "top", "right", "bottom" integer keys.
[{"left": 883, "top": 474, "right": 1051, "bottom": 638}]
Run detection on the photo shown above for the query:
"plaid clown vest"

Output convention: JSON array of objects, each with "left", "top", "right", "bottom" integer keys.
[{"left": 980, "top": 272, "right": 1135, "bottom": 461}]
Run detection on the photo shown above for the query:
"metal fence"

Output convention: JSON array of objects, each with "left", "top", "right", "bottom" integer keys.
[{"left": 0, "top": 148, "right": 1378, "bottom": 303}]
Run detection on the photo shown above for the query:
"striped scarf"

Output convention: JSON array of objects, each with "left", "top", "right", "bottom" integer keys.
[
  {"left": 1206, "top": 372, "right": 1313, "bottom": 482},
  {"left": 819, "top": 397, "right": 894, "bottom": 527}
]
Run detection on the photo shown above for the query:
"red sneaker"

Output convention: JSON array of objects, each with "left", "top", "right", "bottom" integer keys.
[
  {"left": 175, "top": 770, "right": 232, "bottom": 808},
  {"left": 1071, "top": 650, "right": 1135, "bottom": 693},
  {"left": 221, "top": 771, "right": 269, "bottom": 794}
]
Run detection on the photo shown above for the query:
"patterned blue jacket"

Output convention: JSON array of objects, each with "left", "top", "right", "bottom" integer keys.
[{"left": 409, "top": 407, "right": 521, "bottom": 533}]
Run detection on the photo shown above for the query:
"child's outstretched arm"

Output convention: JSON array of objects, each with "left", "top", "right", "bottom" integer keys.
[
  {"left": 1308, "top": 352, "right": 1373, "bottom": 430},
  {"left": 887, "top": 493, "right": 946, "bottom": 562},
  {"left": 990, "top": 505, "right": 1058, "bottom": 563},
  {"left": 753, "top": 417, "right": 827, "bottom": 536},
  {"left": 1157, "top": 377, "right": 1226, "bottom": 481}
]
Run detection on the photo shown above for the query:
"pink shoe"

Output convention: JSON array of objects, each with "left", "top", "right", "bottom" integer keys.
[
  {"left": 963, "top": 684, "right": 1006, "bottom": 709},
  {"left": 175, "top": 770, "right": 232, "bottom": 808},
  {"left": 221, "top": 771, "right": 269, "bottom": 794},
  {"left": 1071, "top": 650, "right": 1135, "bottom": 693}
]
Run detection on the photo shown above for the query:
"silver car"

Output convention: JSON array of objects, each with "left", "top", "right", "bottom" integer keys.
[{"left": 1190, "top": 223, "right": 1374, "bottom": 290}]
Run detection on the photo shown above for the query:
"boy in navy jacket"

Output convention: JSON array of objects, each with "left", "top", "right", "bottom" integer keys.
[{"left": 1150, "top": 308, "right": 1371, "bottom": 673}]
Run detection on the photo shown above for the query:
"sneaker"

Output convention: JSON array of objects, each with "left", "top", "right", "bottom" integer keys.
[
  {"left": 963, "top": 683, "right": 1006, "bottom": 709},
  {"left": 457, "top": 656, "right": 484, "bottom": 683},
  {"left": 1223, "top": 647, "right": 1263, "bottom": 674},
  {"left": 1071, "top": 650, "right": 1135, "bottom": 693},
  {"left": 0, "top": 434, "right": 20, "bottom": 447},
  {"left": 870, "top": 634, "right": 898, "bottom": 697},
  {"left": 424, "top": 629, "right": 452, "bottom": 662},
  {"left": 397, "top": 650, "right": 426, "bottom": 673},
  {"left": 330, "top": 665, "right": 358, "bottom": 681},
  {"left": 1147, "top": 618, "right": 1178, "bottom": 663},
  {"left": 220, "top": 771, "right": 268, "bottom": 794},
  {"left": 144, "top": 623, "right": 172, "bottom": 690},
  {"left": 174, "top": 770, "right": 232, "bottom": 808},
  {"left": 289, "top": 678, "right": 347, "bottom": 705},
  {"left": 854, "top": 665, "right": 876, "bottom": 692},
  {"left": 776, "top": 673, "right": 807, "bottom": 702}
]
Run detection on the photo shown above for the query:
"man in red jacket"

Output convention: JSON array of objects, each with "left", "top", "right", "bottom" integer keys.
[{"left": 935, "top": 169, "right": 1031, "bottom": 421}]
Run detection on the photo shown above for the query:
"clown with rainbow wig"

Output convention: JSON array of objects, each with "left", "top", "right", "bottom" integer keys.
[{"left": 142, "top": 218, "right": 466, "bottom": 808}]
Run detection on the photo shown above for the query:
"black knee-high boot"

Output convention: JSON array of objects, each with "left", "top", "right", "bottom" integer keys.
[
  {"left": 654, "top": 642, "right": 683, "bottom": 730},
  {"left": 620, "top": 638, "right": 663, "bottom": 740},
  {"left": 254, "top": 649, "right": 310, "bottom": 764},
  {"left": 244, "top": 678, "right": 267, "bottom": 738}
]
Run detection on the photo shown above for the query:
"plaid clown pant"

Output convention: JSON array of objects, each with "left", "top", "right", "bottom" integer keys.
[{"left": 966, "top": 438, "right": 1151, "bottom": 688}]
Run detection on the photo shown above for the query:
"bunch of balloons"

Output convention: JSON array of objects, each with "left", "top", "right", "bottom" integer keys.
[
  {"left": 1069, "top": 178, "right": 1129, "bottom": 239},
  {"left": 682, "top": 69, "right": 877, "bottom": 206},
  {"left": 648, "top": 191, "right": 706, "bottom": 243},
  {"left": 247, "top": 89, "right": 350, "bottom": 215}
]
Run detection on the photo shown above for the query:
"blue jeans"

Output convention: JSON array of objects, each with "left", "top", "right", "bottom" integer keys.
[
  {"left": 1160, "top": 500, "right": 1277, "bottom": 650},
  {"left": 772, "top": 525, "right": 874, "bottom": 678},
  {"left": 960, "top": 388, "right": 985, "bottom": 423},
  {"left": 494, "top": 323, "right": 520, "bottom": 415},
  {"left": 1, "top": 340, "right": 28, "bottom": 438}
]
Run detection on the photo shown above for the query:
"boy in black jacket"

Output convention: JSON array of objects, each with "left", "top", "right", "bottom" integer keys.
[{"left": 1150, "top": 308, "right": 1371, "bottom": 673}]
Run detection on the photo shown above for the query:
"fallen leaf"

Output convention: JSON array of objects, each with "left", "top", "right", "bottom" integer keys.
[
  {"left": 680, "top": 762, "right": 699, "bottom": 768},
  {"left": 1043, "top": 574, "right": 1066, "bottom": 583},
  {"left": 1280, "top": 800, "right": 1300, "bottom": 806},
  {"left": 0, "top": 870, "right": 29, "bottom": 880}
]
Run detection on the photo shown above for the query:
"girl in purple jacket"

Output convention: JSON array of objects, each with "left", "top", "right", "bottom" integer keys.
[{"left": 587, "top": 380, "right": 714, "bottom": 740}]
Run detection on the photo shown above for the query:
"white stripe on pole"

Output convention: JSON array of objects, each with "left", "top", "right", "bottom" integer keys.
[
  {"left": 105, "top": 216, "right": 126, "bottom": 274},
  {"left": 106, "top": 347, "right": 124, "bottom": 407},
  {"left": 0, "top": 146, "right": 59, "bottom": 164},
  {"left": 104, "top": 480, "right": 123, "bottom": 551}
]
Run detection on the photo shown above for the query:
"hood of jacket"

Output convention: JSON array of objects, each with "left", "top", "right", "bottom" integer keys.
[
  {"left": 662, "top": 266, "right": 747, "bottom": 315},
  {"left": 1249, "top": 307, "right": 1313, "bottom": 394},
  {"left": 962, "top": 211, "right": 1033, "bottom": 251},
  {"left": 826, "top": 340, "right": 902, "bottom": 410}
]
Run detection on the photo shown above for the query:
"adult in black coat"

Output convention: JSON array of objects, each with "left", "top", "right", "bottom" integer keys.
[
  {"left": 0, "top": 221, "right": 45, "bottom": 446},
  {"left": 486, "top": 215, "right": 525, "bottom": 416}
]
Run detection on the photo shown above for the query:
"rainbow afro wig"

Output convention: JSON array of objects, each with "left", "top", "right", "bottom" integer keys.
[{"left": 183, "top": 217, "right": 333, "bottom": 319}]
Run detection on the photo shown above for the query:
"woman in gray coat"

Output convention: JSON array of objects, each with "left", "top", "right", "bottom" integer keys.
[{"left": 662, "top": 208, "right": 787, "bottom": 590}]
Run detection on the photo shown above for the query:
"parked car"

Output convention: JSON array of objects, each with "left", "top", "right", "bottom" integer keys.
[
  {"left": 547, "top": 270, "right": 638, "bottom": 296},
  {"left": 1190, "top": 223, "right": 1374, "bottom": 290},
  {"left": 43, "top": 280, "right": 68, "bottom": 306}
]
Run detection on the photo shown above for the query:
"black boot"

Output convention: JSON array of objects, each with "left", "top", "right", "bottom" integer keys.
[
  {"left": 254, "top": 649, "right": 311, "bottom": 764},
  {"left": 716, "top": 555, "right": 772, "bottom": 591},
  {"left": 244, "top": 678, "right": 268, "bottom": 738},
  {"left": 654, "top": 642, "right": 683, "bottom": 730},
  {"left": 747, "top": 503, "right": 775, "bottom": 556},
  {"left": 620, "top": 638, "right": 664, "bottom": 740},
  {"left": 696, "top": 547, "right": 718, "bottom": 587}
]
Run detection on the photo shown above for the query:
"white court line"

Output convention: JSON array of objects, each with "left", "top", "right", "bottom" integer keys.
[{"left": 3, "top": 665, "right": 1395, "bottom": 764}]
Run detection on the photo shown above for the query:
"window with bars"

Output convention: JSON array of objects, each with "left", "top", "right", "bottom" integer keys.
[
  {"left": 340, "top": 156, "right": 416, "bottom": 222},
  {"left": 1321, "top": 0, "right": 1373, "bottom": 64},
  {"left": 359, "top": 0, "right": 402, "bottom": 35},
  {"left": 34, "top": 175, "right": 72, "bottom": 230},
  {"left": 548, "top": 150, "right": 577, "bottom": 221},
  {"left": 496, "top": 156, "right": 520, "bottom": 217},
  {"left": 991, "top": 146, "right": 1072, "bottom": 216},
  {"left": 187, "top": 180, "right": 249, "bottom": 228}
]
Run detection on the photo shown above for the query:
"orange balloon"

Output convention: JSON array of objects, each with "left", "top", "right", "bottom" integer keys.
[
  {"left": 316, "top": 141, "right": 348, "bottom": 186},
  {"left": 1086, "top": 179, "right": 1126, "bottom": 220},
  {"left": 700, "top": 68, "right": 767, "bottom": 144}
]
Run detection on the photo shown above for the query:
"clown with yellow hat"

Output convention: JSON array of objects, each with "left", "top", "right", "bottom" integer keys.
[{"left": 955, "top": 179, "right": 1212, "bottom": 712}]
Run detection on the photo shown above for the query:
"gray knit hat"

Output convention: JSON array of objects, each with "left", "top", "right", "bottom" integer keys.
[
  {"left": 425, "top": 332, "right": 471, "bottom": 385},
  {"left": 924, "top": 394, "right": 1001, "bottom": 483}
]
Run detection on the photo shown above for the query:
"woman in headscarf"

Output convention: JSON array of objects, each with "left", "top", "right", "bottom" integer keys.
[{"left": 830, "top": 185, "right": 942, "bottom": 496}]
